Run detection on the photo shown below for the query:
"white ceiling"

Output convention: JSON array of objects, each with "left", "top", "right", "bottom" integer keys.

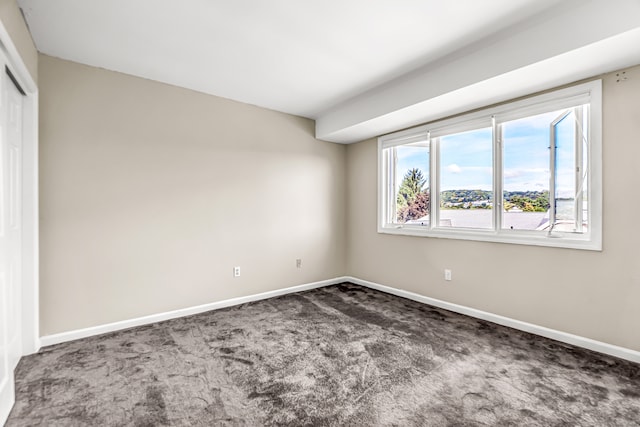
[{"left": 17, "top": 0, "right": 640, "bottom": 143}]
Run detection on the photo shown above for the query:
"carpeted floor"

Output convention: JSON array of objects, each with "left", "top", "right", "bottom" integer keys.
[{"left": 6, "top": 283, "right": 640, "bottom": 426}]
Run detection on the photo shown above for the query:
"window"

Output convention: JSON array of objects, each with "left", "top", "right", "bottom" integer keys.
[{"left": 378, "top": 81, "right": 602, "bottom": 250}]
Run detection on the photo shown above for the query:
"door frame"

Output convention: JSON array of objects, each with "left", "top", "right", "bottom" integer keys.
[{"left": 0, "top": 22, "right": 39, "bottom": 356}]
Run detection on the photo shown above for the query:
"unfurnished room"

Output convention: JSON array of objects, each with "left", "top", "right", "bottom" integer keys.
[{"left": 0, "top": 0, "right": 639, "bottom": 425}]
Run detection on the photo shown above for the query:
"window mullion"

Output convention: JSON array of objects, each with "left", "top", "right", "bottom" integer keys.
[
  {"left": 493, "top": 116, "right": 502, "bottom": 232},
  {"left": 390, "top": 147, "right": 397, "bottom": 224},
  {"left": 574, "top": 107, "right": 584, "bottom": 232},
  {"left": 430, "top": 133, "right": 439, "bottom": 229},
  {"left": 549, "top": 118, "right": 558, "bottom": 228}
]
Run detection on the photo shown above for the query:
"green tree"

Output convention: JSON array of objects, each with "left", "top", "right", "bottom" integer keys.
[
  {"left": 533, "top": 191, "right": 550, "bottom": 211},
  {"left": 396, "top": 168, "right": 430, "bottom": 222},
  {"left": 397, "top": 168, "right": 426, "bottom": 208}
]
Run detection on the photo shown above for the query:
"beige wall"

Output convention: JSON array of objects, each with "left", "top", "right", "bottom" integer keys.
[
  {"left": 39, "top": 54, "right": 346, "bottom": 335},
  {"left": 0, "top": 0, "right": 37, "bottom": 82},
  {"left": 38, "top": 49, "right": 640, "bottom": 352},
  {"left": 346, "top": 64, "right": 640, "bottom": 352}
]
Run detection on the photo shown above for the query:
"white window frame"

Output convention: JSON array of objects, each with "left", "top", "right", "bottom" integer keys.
[{"left": 378, "top": 80, "right": 602, "bottom": 251}]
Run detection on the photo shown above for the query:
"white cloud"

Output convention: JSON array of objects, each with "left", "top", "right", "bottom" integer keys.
[
  {"left": 446, "top": 163, "right": 462, "bottom": 174},
  {"left": 504, "top": 167, "right": 548, "bottom": 178}
]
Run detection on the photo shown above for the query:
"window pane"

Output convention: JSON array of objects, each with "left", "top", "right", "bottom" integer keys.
[
  {"left": 553, "top": 111, "right": 576, "bottom": 228},
  {"left": 552, "top": 106, "right": 588, "bottom": 232},
  {"left": 439, "top": 127, "right": 493, "bottom": 229},
  {"left": 502, "top": 111, "right": 557, "bottom": 230},
  {"left": 394, "top": 143, "right": 430, "bottom": 225}
]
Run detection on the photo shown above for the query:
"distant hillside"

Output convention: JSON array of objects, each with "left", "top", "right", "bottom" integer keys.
[
  {"left": 440, "top": 189, "right": 550, "bottom": 212},
  {"left": 441, "top": 189, "right": 491, "bottom": 204}
]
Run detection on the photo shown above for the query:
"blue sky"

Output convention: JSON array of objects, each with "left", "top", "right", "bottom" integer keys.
[{"left": 396, "top": 108, "right": 584, "bottom": 198}]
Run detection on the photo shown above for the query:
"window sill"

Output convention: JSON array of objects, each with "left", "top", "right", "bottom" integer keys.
[{"left": 377, "top": 224, "right": 601, "bottom": 251}]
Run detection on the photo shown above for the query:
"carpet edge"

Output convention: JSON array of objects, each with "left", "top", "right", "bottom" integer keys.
[
  {"left": 39, "top": 275, "right": 640, "bottom": 364},
  {"left": 39, "top": 277, "right": 348, "bottom": 348},
  {"left": 347, "top": 276, "right": 640, "bottom": 364}
]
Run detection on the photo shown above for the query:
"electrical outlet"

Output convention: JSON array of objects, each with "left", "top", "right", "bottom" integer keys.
[
  {"left": 444, "top": 269, "right": 452, "bottom": 281},
  {"left": 296, "top": 259, "right": 302, "bottom": 268},
  {"left": 233, "top": 266, "right": 241, "bottom": 277}
]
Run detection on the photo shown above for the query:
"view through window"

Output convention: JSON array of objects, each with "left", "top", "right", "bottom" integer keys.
[
  {"left": 439, "top": 126, "right": 493, "bottom": 229},
  {"left": 378, "top": 81, "right": 601, "bottom": 250}
]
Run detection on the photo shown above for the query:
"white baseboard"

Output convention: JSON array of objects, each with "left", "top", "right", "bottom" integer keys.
[
  {"left": 40, "top": 277, "right": 347, "bottom": 348},
  {"left": 39, "top": 275, "right": 640, "bottom": 364},
  {"left": 345, "top": 276, "right": 640, "bottom": 364}
]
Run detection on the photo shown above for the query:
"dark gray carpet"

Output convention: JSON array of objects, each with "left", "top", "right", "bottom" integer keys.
[{"left": 7, "top": 283, "right": 640, "bottom": 426}]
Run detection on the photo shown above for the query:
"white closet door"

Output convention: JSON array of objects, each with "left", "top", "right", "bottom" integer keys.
[{"left": 0, "top": 68, "right": 24, "bottom": 424}]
